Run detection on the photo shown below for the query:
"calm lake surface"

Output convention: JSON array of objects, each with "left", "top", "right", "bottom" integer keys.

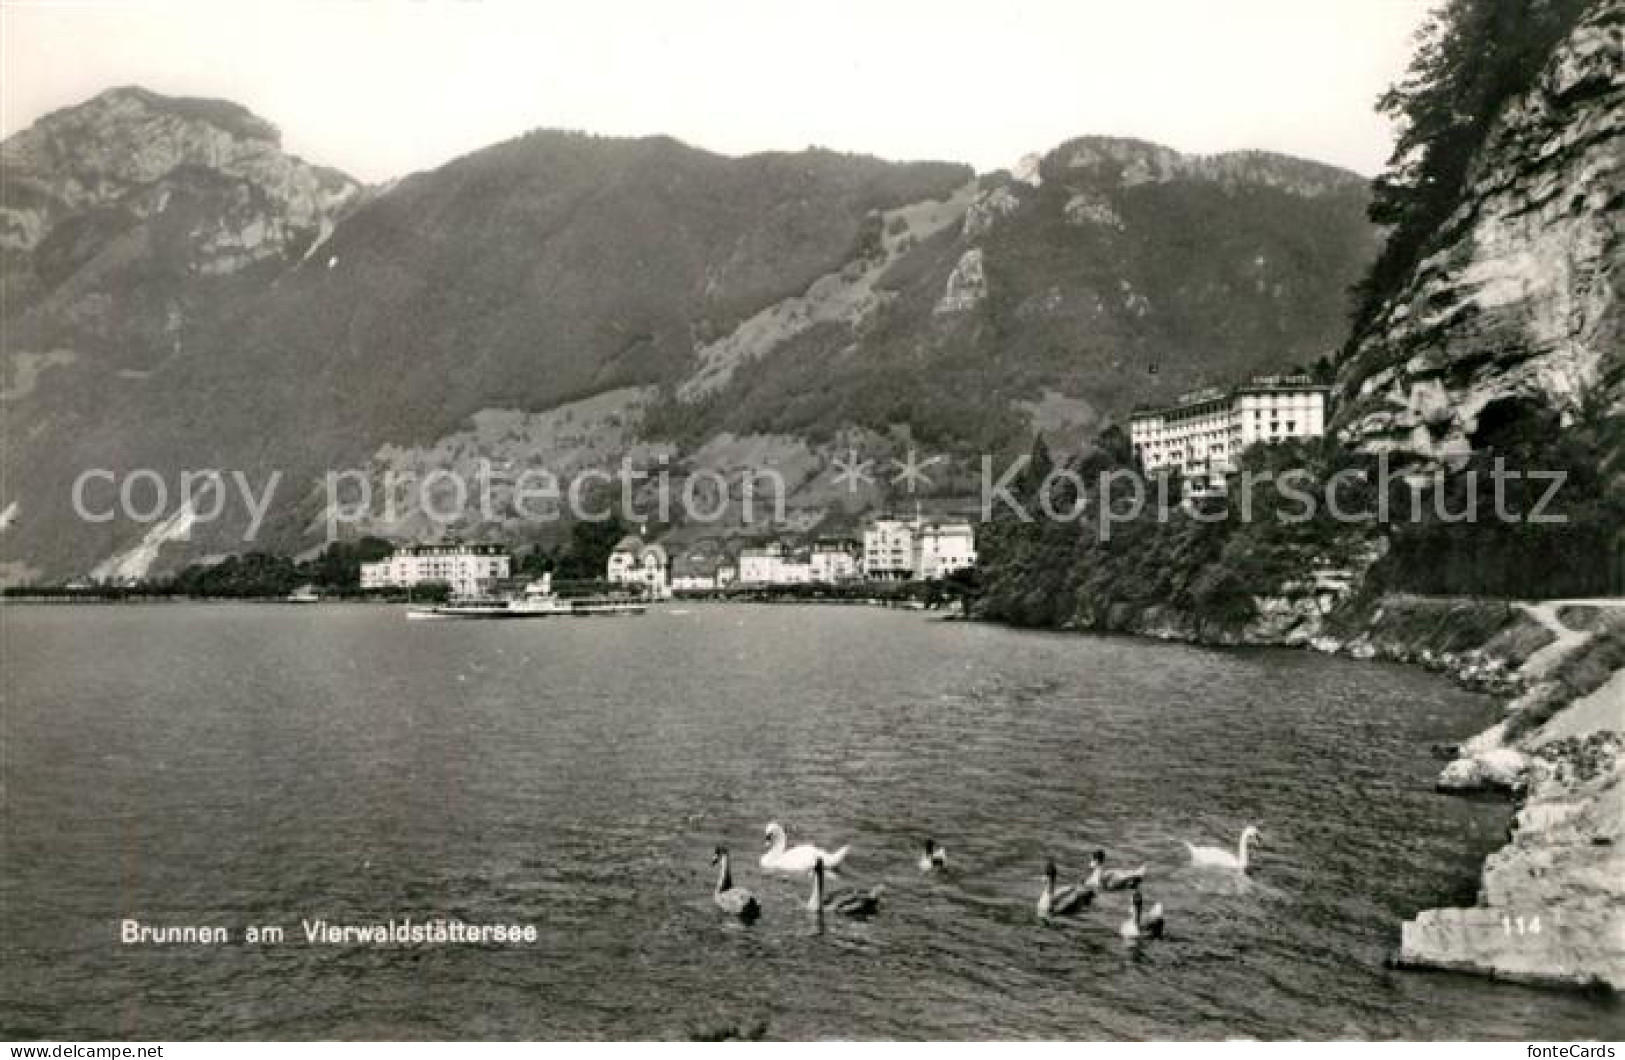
[{"left": 2, "top": 603, "right": 1619, "bottom": 1040}]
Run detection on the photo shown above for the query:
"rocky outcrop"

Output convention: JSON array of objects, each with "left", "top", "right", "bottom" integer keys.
[
  {"left": 677, "top": 180, "right": 978, "bottom": 400},
  {"left": 1400, "top": 732, "right": 1625, "bottom": 991},
  {"left": 1052, "top": 137, "right": 1367, "bottom": 198},
  {"left": 1338, "top": 2, "right": 1624, "bottom": 460},
  {"left": 935, "top": 248, "right": 987, "bottom": 314},
  {"left": 1063, "top": 191, "right": 1124, "bottom": 229},
  {"left": 1010, "top": 152, "right": 1043, "bottom": 187},
  {"left": 1435, "top": 745, "right": 1530, "bottom": 794},
  {"left": 961, "top": 183, "right": 1022, "bottom": 239},
  {"left": 1398, "top": 599, "right": 1625, "bottom": 990},
  {"left": 1, "top": 86, "right": 360, "bottom": 275}
]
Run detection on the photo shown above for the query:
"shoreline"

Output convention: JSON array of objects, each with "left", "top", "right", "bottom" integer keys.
[{"left": 968, "top": 591, "right": 1625, "bottom": 993}]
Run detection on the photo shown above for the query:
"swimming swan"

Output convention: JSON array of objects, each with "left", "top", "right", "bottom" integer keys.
[
  {"left": 1119, "top": 886, "right": 1164, "bottom": 940},
  {"left": 918, "top": 838, "right": 948, "bottom": 872},
  {"left": 710, "top": 846, "right": 761, "bottom": 922},
  {"left": 1184, "top": 825, "right": 1260, "bottom": 873},
  {"left": 807, "top": 857, "right": 882, "bottom": 917},
  {"left": 1037, "top": 859, "right": 1093, "bottom": 919},
  {"left": 1085, "top": 849, "right": 1146, "bottom": 891},
  {"left": 761, "top": 821, "right": 849, "bottom": 874}
]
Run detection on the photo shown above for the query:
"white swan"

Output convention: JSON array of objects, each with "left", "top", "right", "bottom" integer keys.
[
  {"left": 760, "top": 821, "right": 849, "bottom": 874},
  {"left": 1085, "top": 849, "right": 1146, "bottom": 891},
  {"left": 1119, "top": 886, "right": 1164, "bottom": 940},
  {"left": 1037, "top": 859, "right": 1092, "bottom": 919},
  {"left": 807, "top": 857, "right": 882, "bottom": 917},
  {"left": 918, "top": 838, "right": 948, "bottom": 872},
  {"left": 710, "top": 846, "right": 760, "bottom": 922},
  {"left": 1184, "top": 825, "right": 1260, "bottom": 872}
]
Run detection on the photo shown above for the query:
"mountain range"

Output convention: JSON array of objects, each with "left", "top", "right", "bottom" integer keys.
[{"left": 1, "top": 86, "right": 1378, "bottom": 581}]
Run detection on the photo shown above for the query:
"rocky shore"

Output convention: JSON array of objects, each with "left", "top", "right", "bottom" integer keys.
[
  {"left": 1398, "top": 728, "right": 1622, "bottom": 991},
  {"left": 1393, "top": 605, "right": 1624, "bottom": 992},
  {"left": 990, "top": 589, "right": 1625, "bottom": 991}
]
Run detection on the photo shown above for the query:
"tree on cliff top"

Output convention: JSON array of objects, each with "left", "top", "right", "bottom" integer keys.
[{"left": 1348, "top": 0, "right": 1591, "bottom": 345}]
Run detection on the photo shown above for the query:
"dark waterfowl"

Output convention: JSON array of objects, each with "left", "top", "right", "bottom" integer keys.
[
  {"left": 1037, "top": 859, "right": 1093, "bottom": 919},
  {"left": 710, "top": 846, "right": 760, "bottom": 922},
  {"left": 1086, "top": 849, "right": 1146, "bottom": 891},
  {"left": 1119, "top": 885, "right": 1165, "bottom": 941},
  {"left": 807, "top": 857, "right": 882, "bottom": 917}
]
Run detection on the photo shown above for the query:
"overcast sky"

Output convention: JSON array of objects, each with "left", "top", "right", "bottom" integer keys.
[{"left": 3, "top": 0, "right": 1434, "bottom": 183}]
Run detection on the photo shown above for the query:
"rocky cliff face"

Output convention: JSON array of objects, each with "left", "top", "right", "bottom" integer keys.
[
  {"left": 2, "top": 86, "right": 360, "bottom": 287},
  {"left": 1049, "top": 137, "right": 1369, "bottom": 199},
  {"left": 1323, "top": 5, "right": 1625, "bottom": 988},
  {"left": 1337, "top": 2, "right": 1624, "bottom": 460}
]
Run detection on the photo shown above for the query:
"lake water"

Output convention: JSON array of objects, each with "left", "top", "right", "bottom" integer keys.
[{"left": 2, "top": 603, "right": 1619, "bottom": 1040}]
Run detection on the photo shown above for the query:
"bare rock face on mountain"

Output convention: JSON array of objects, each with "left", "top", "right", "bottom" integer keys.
[
  {"left": 1337, "top": 2, "right": 1624, "bottom": 461},
  {"left": 3, "top": 86, "right": 360, "bottom": 291}
]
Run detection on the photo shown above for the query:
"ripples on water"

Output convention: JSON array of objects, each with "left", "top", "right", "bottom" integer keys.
[{"left": 2, "top": 603, "right": 1619, "bottom": 1040}]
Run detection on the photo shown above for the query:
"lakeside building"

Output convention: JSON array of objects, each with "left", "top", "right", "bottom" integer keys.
[
  {"left": 738, "top": 542, "right": 813, "bottom": 585},
  {"left": 862, "top": 518, "right": 917, "bottom": 580},
  {"left": 809, "top": 538, "right": 862, "bottom": 583},
  {"left": 360, "top": 543, "right": 510, "bottom": 598},
  {"left": 607, "top": 535, "right": 670, "bottom": 599},
  {"left": 737, "top": 542, "right": 786, "bottom": 585},
  {"left": 863, "top": 516, "right": 978, "bottom": 580},
  {"left": 1128, "top": 375, "right": 1331, "bottom": 496},
  {"left": 916, "top": 522, "right": 977, "bottom": 580},
  {"left": 671, "top": 549, "right": 733, "bottom": 593}
]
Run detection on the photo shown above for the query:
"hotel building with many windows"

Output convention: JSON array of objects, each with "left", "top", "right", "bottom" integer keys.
[
  {"left": 359, "top": 543, "right": 511, "bottom": 598},
  {"left": 1128, "top": 376, "right": 1330, "bottom": 495}
]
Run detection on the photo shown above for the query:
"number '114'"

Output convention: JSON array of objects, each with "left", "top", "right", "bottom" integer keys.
[{"left": 1502, "top": 915, "right": 1541, "bottom": 935}]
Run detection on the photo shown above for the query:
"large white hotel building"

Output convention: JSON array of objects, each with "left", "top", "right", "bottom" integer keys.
[
  {"left": 360, "top": 543, "right": 510, "bottom": 598},
  {"left": 1128, "top": 376, "right": 1330, "bottom": 495}
]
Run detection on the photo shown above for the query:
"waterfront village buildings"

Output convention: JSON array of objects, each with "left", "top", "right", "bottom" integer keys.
[
  {"left": 606, "top": 519, "right": 974, "bottom": 594},
  {"left": 810, "top": 539, "right": 862, "bottom": 583},
  {"left": 359, "top": 543, "right": 510, "bottom": 598},
  {"left": 670, "top": 549, "right": 736, "bottom": 593},
  {"left": 738, "top": 542, "right": 808, "bottom": 585},
  {"left": 729, "top": 539, "right": 859, "bottom": 585},
  {"left": 607, "top": 535, "right": 671, "bottom": 599},
  {"left": 1128, "top": 375, "right": 1330, "bottom": 496},
  {"left": 861, "top": 517, "right": 977, "bottom": 582},
  {"left": 862, "top": 518, "right": 917, "bottom": 580},
  {"left": 914, "top": 522, "right": 977, "bottom": 580},
  {"left": 735, "top": 524, "right": 972, "bottom": 587},
  {"left": 354, "top": 376, "right": 1316, "bottom": 600},
  {"left": 356, "top": 518, "right": 969, "bottom": 600}
]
